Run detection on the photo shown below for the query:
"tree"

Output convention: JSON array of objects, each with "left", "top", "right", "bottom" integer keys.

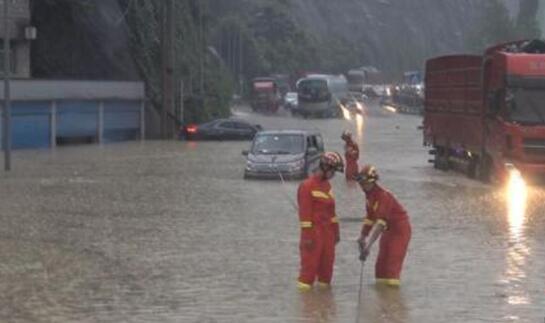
[{"left": 465, "top": 0, "right": 516, "bottom": 53}]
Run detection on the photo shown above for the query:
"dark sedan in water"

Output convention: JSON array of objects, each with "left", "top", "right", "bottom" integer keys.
[{"left": 181, "top": 119, "right": 262, "bottom": 140}]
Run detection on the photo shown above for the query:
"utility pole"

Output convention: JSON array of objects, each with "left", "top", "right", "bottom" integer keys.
[
  {"left": 161, "top": 0, "right": 175, "bottom": 139},
  {"left": 238, "top": 28, "right": 243, "bottom": 97},
  {"left": 3, "top": 0, "right": 12, "bottom": 171},
  {"left": 199, "top": 0, "right": 205, "bottom": 96}
]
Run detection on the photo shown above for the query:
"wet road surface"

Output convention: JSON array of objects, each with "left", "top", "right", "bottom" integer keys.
[{"left": 0, "top": 102, "right": 544, "bottom": 322}]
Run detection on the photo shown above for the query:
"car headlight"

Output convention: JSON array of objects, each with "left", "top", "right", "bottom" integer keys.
[{"left": 246, "top": 161, "right": 256, "bottom": 171}]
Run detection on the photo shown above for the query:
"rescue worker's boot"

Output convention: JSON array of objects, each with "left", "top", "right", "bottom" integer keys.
[
  {"left": 316, "top": 281, "right": 331, "bottom": 290},
  {"left": 297, "top": 281, "right": 312, "bottom": 292}
]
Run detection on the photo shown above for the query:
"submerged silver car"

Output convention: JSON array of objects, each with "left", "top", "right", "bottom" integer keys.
[{"left": 243, "top": 130, "right": 324, "bottom": 180}]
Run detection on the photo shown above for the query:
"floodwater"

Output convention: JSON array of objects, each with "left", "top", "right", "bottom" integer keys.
[{"left": 0, "top": 102, "right": 544, "bottom": 322}]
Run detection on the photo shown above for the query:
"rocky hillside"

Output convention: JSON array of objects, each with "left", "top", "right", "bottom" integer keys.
[{"left": 28, "top": 0, "right": 540, "bottom": 124}]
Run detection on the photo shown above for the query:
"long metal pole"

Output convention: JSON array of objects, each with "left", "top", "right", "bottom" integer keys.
[
  {"left": 354, "top": 260, "right": 365, "bottom": 323},
  {"left": 3, "top": 0, "right": 11, "bottom": 171},
  {"left": 168, "top": 0, "right": 175, "bottom": 138},
  {"left": 160, "top": 0, "right": 166, "bottom": 139}
]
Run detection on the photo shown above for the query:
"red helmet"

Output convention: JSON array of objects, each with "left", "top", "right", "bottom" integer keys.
[
  {"left": 354, "top": 164, "right": 379, "bottom": 183},
  {"left": 341, "top": 130, "right": 352, "bottom": 142},
  {"left": 320, "top": 151, "right": 344, "bottom": 173}
]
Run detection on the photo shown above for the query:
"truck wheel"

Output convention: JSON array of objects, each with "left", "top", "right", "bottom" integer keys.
[
  {"left": 433, "top": 147, "right": 449, "bottom": 171},
  {"left": 475, "top": 155, "right": 491, "bottom": 183}
]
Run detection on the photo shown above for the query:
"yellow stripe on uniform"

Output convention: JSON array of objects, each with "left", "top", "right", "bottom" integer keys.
[
  {"left": 311, "top": 190, "right": 331, "bottom": 199},
  {"left": 376, "top": 278, "right": 400, "bottom": 286},
  {"left": 300, "top": 221, "right": 313, "bottom": 228},
  {"left": 376, "top": 219, "right": 387, "bottom": 227},
  {"left": 373, "top": 201, "right": 379, "bottom": 211},
  {"left": 363, "top": 218, "right": 374, "bottom": 226},
  {"left": 331, "top": 216, "right": 338, "bottom": 223}
]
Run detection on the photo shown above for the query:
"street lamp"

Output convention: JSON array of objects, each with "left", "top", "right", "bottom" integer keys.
[{"left": 2, "top": 0, "right": 12, "bottom": 171}]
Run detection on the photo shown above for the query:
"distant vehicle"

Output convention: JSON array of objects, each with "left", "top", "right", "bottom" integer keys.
[
  {"left": 243, "top": 130, "right": 324, "bottom": 180},
  {"left": 296, "top": 74, "right": 349, "bottom": 118},
  {"left": 347, "top": 66, "right": 381, "bottom": 92},
  {"left": 250, "top": 77, "right": 281, "bottom": 113},
  {"left": 404, "top": 70, "right": 422, "bottom": 86},
  {"left": 362, "top": 86, "right": 379, "bottom": 98},
  {"left": 424, "top": 39, "right": 545, "bottom": 182},
  {"left": 284, "top": 92, "right": 298, "bottom": 111},
  {"left": 182, "top": 119, "right": 262, "bottom": 141},
  {"left": 271, "top": 74, "right": 291, "bottom": 97},
  {"left": 346, "top": 100, "right": 366, "bottom": 116}
]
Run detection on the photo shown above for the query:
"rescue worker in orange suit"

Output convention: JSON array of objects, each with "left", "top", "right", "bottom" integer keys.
[
  {"left": 355, "top": 165, "right": 411, "bottom": 287},
  {"left": 297, "top": 151, "right": 344, "bottom": 291},
  {"left": 341, "top": 130, "right": 359, "bottom": 181}
]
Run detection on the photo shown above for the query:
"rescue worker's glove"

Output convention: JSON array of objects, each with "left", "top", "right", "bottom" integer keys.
[
  {"left": 341, "top": 130, "right": 352, "bottom": 143},
  {"left": 357, "top": 237, "right": 368, "bottom": 262}
]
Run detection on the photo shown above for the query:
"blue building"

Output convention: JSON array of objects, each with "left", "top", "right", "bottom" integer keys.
[{"left": 0, "top": 80, "right": 145, "bottom": 149}]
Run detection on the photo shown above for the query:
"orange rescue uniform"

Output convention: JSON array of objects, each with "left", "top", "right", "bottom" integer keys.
[
  {"left": 344, "top": 141, "right": 359, "bottom": 181},
  {"left": 361, "top": 184, "right": 411, "bottom": 286},
  {"left": 297, "top": 174, "right": 340, "bottom": 289}
]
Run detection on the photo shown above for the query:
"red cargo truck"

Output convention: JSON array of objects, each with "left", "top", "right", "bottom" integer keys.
[
  {"left": 250, "top": 77, "right": 280, "bottom": 113},
  {"left": 423, "top": 39, "right": 545, "bottom": 182}
]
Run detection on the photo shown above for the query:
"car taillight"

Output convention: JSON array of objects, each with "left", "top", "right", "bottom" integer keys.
[{"left": 186, "top": 125, "right": 198, "bottom": 134}]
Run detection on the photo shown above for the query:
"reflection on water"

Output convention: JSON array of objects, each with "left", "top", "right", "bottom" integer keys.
[
  {"left": 356, "top": 113, "right": 364, "bottom": 143},
  {"left": 339, "top": 103, "right": 351, "bottom": 120},
  {"left": 506, "top": 169, "right": 528, "bottom": 240},
  {"left": 357, "top": 285, "right": 408, "bottom": 323},
  {"left": 503, "top": 169, "right": 530, "bottom": 306},
  {"left": 297, "top": 290, "right": 337, "bottom": 323},
  {"left": 383, "top": 105, "right": 397, "bottom": 113}
]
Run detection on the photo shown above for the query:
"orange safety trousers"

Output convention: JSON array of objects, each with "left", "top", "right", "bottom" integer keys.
[
  {"left": 299, "top": 224, "right": 337, "bottom": 285},
  {"left": 345, "top": 142, "right": 359, "bottom": 181},
  {"left": 297, "top": 174, "right": 339, "bottom": 288},
  {"left": 375, "top": 219, "right": 411, "bottom": 284}
]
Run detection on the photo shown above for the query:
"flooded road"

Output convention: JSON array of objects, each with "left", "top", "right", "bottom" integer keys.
[{"left": 0, "top": 102, "right": 544, "bottom": 322}]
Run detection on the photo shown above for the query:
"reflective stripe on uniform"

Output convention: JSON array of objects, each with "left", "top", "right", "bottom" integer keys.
[
  {"left": 363, "top": 218, "right": 374, "bottom": 226},
  {"left": 300, "top": 221, "right": 313, "bottom": 228},
  {"left": 376, "top": 278, "right": 400, "bottom": 286},
  {"left": 373, "top": 201, "right": 379, "bottom": 211},
  {"left": 331, "top": 216, "right": 338, "bottom": 223},
  {"left": 311, "top": 190, "right": 331, "bottom": 199},
  {"left": 376, "top": 219, "right": 387, "bottom": 228}
]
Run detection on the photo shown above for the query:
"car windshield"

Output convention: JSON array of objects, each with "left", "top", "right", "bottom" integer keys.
[
  {"left": 347, "top": 73, "right": 365, "bottom": 84},
  {"left": 286, "top": 93, "right": 297, "bottom": 100},
  {"left": 297, "top": 79, "right": 329, "bottom": 102},
  {"left": 507, "top": 88, "right": 545, "bottom": 124},
  {"left": 252, "top": 134, "right": 304, "bottom": 155}
]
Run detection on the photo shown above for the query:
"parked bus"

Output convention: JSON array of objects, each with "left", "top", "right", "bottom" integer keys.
[{"left": 296, "top": 74, "right": 349, "bottom": 118}]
